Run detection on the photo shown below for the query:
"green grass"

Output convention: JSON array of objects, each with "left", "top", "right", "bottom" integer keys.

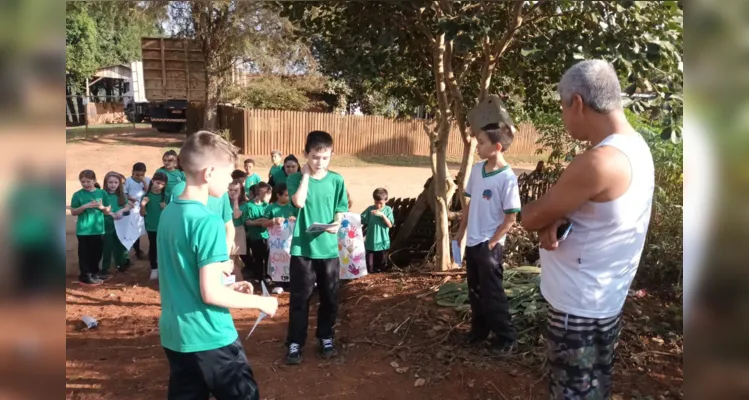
[{"left": 66, "top": 123, "right": 154, "bottom": 141}]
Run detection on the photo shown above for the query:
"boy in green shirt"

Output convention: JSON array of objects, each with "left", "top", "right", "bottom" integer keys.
[
  {"left": 70, "top": 170, "right": 111, "bottom": 285},
  {"left": 361, "top": 188, "right": 394, "bottom": 274},
  {"left": 157, "top": 131, "right": 277, "bottom": 400},
  {"left": 268, "top": 150, "right": 285, "bottom": 187},
  {"left": 285, "top": 131, "right": 348, "bottom": 365},
  {"left": 244, "top": 182, "right": 271, "bottom": 282},
  {"left": 244, "top": 158, "right": 262, "bottom": 197}
]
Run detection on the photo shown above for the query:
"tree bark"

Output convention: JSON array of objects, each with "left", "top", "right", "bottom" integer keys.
[
  {"left": 431, "top": 33, "right": 452, "bottom": 271},
  {"left": 204, "top": 67, "right": 219, "bottom": 131}
]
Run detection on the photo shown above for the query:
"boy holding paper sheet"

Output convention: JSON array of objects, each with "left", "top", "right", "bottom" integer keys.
[
  {"left": 284, "top": 130, "right": 349, "bottom": 365},
  {"left": 454, "top": 122, "right": 520, "bottom": 354},
  {"left": 157, "top": 131, "right": 277, "bottom": 399}
]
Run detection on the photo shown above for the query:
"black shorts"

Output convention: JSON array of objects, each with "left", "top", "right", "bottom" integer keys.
[{"left": 163, "top": 338, "right": 259, "bottom": 400}]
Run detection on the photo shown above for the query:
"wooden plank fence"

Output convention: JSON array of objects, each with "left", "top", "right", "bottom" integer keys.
[{"left": 187, "top": 105, "right": 543, "bottom": 156}]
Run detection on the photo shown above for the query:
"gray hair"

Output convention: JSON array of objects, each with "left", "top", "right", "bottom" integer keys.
[{"left": 558, "top": 60, "right": 622, "bottom": 113}]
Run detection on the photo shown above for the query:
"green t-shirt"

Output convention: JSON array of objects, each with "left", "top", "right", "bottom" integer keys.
[
  {"left": 263, "top": 202, "right": 297, "bottom": 220},
  {"left": 103, "top": 192, "right": 126, "bottom": 232},
  {"left": 244, "top": 173, "right": 262, "bottom": 196},
  {"left": 156, "top": 198, "right": 236, "bottom": 353},
  {"left": 171, "top": 181, "right": 232, "bottom": 224},
  {"left": 361, "top": 205, "right": 395, "bottom": 251},
  {"left": 245, "top": 201, "right": 269, "bottom": 240},
  {"left": 144, "top": 191, "right": 165, "bottom": 232},
  {"left": 71, "top": 188, "right": 110, "bottom": 236},
  {"left": 269, "top": 165, "right": 286, "bottom": 186},
  {"left": 287, "top": 171, "right": 348, "bottom": 259},
  {"left": 156, "top": 167, "right": 186, "bottom": 202},
  {"left": 233, "top": 202, "right": 248, "bottom": 227}
]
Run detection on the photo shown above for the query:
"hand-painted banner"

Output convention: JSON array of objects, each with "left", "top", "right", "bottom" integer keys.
[
  {"left": 115, "top": 204, "right": 145, "bottom": 251},
  {"left": 337, "top": 213, "right": 367, "bottom": 280},
  {"left": 268, "top": 220, "right": 294, "bottom": 282}
]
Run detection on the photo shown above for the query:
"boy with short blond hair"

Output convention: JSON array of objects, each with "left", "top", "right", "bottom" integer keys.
[{"left": 158, "top": 130, "right": 278, "bottom": 399}]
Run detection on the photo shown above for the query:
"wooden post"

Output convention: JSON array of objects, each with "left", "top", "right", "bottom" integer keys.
[{"left": 391, "top": 178, "right": 434, "bottom": 250}]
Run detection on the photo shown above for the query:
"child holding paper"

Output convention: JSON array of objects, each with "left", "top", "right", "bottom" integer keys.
[
  {"left": 157, "top": 131, "right": 277, "bottom": 399},
  {"left": 284, "top": 130, "right": 348, "bottom": 365},
  {"left": 454, "top": 122, "right": 520, "bottom": 354}
]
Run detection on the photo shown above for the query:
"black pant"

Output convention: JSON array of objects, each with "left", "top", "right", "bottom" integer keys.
[
  {"left": 77, "top": 234, "right": 103, "bottom": 280},
  {"left": 465, "top": 241, "right": 516, "bottom": 344},
  {"left": 246, "top": 239, "right": 268, "bottom": 280},
  {"left": 365, "top": 249, "right": 388, "bottom": 273},
  {"left": 286, "top": 256, "right": 340, "bottom": 346},
  {"left": 163, "top": 338, "right": 259, "bottom": 400},
  {"left": 133, "top": 237, "right": 142, "bottom": 253},
  {"left": 147, "top": 231, "right": 158, "bottom": 270}
]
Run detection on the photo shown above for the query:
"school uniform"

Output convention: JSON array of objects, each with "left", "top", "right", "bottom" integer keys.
[
  {"left": 361, "top": 205, "right": 394, "bottom": 273},
  {"left": 155, "top": 167, "right": 186, "bottom": 203},
  {"left": 157, "top": 197, "right": 259, "bottom": 400},
  {"left": 268, "top": 165, "right": 286, "bottom": 187},
  {"left": 70, "top": 188, "right": 110, "bottom": 282},
  {"left": 143, "top": 191, "right": 166, "bottom": 270},
  {"left": 123, "top": 176, "right": 150, "bottom": 255},
  {"left": 285, "top": 171, "right": 348, "bottom": 347},
  {"left": 102, "top": 192, "right": 129, "bottom": 273},
  {"left": 244, "top": 173, "right": 262, "bottom": 197},
  {"left": 244, "top": 201, "right": 269, "bottom": 281},
  {"left": 463, "top": 162, "right": 521, "bottom": 346}
]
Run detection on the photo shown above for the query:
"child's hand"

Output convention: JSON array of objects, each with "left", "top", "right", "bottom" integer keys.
[
  {"left": 325, "top": 222, "right": 340, "bottom": 234},
  {"left": 245, "top": 219, "right": 253, "bottom": 226},
  {"left": 160, "top": 201, "right": 166, "bottom": 209},
  {"left": 288, "top": 216, "right": 296, "bottom": 223},
  {"left": 141, "top": 197, "right": 149, "bottom": 207},
  {"left": 259, "top": 296, "right": 279, "bottom": 317},
  {"left": 232, "top": 281, "right": 254, "bottom": 294},
  {"left": 273, "top": 217, "right": 284, "bottom": 225},
  {"left": 371, "top": 210, "right": 383, "bottom": 217},
  {"left": 220, "top": 260, "right": 234, "bottom": 276},
  {"left": 301, "top": 163, "right": 312, "bottom": 175},
  {"left": 113, "top": 210, "right": 123, "bottom": 220}
]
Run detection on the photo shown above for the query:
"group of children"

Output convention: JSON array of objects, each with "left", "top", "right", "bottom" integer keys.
[{"left": 70, "top": 122, "right": 521, "bottom": 398}]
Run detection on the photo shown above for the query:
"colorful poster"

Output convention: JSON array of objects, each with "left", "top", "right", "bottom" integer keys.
[
  {"left": 337, "top": 213, "right": 367, "bottom": 280},
  {"left": 268, "top": 220, "right": 294, "bottom": 282},
  {"left": 115, "top": 204, "right": 145, "bottom": 251}
]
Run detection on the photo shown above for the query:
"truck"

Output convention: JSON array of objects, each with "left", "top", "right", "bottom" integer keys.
[{"left": 139, "top": 37, "right": 206, "bottom": 133}]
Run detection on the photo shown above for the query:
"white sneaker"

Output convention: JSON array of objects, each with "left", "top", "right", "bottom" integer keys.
[
  {"left": 149, "top": 269, "right": 159, "bottom": 281},
  {"left": 272, "top": 287, "right": 284, "bottom": 295}
]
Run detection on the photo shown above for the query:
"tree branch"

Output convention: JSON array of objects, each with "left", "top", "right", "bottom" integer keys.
[{"left": 444, "top": 40, "right": 469, "bottom": 143}]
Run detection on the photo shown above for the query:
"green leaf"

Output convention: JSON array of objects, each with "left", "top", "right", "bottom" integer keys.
[{"left": 521, "top": 48, "right": 540, "bottom": 57}]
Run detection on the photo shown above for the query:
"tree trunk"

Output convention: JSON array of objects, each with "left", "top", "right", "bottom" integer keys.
[
  {"left": 433, "top": 130, "right": 451, "bottom": 271},
  {"left": 203, "top": 69, "right": 219, "bottom": 131}
]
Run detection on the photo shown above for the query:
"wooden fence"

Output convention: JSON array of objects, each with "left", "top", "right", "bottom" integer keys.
[{"left": 187, "top": 104, "right": 543, "bottom": 156}]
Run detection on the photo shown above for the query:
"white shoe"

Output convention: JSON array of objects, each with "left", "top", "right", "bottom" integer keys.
[
  {"left": 149, "top": 269, "right": 159, "bottom": 281},
  {"left": 272, "top": 287, "right": 284, "bottom": 295}
]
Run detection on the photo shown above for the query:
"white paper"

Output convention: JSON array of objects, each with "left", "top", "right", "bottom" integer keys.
[
  {"left": 268, "top": 220, "right": 295, "bottom": 282},
  {"left": 306, "top": 223, "right": 339, "bottom": 233},
  {"left": 246, "top": 281, "right": 270, "bottom": 339},
  {"left": 337, "top": 213, "right": 367, "bottom": 280},
  {"left": 451, "top": 240, "right": 462, "bottom": 265},
  {"left": 114, "top": 204, "right": 145, "bottom": 250}
]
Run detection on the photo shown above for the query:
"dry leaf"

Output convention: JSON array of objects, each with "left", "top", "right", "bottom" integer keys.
[
  {"left": 390, "top": 361, "right": 400, "bottom": 369},
  {"left": 396, "top": 367, "right": 409, "bottom": 374},
  {"left": 414, "top": 378, "right": 426, "bottom": 387}
]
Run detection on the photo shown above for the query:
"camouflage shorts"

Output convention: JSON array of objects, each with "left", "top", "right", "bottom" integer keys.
[{"left": 546, "top": 307, "right": 622, "bottom": 400}]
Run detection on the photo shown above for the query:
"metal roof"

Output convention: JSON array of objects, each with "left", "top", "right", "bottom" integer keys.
[{"left": 93, "top": 64, "right": 132, "bottom": 80}]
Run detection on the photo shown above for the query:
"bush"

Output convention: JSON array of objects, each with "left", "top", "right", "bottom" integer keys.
[{"left": 627, "top": 111, "right": 684, "bottom": 293}]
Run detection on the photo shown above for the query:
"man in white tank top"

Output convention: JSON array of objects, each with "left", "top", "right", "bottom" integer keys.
[{"left": 522, "top": 60, "right": 655, "bottom": 399}]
